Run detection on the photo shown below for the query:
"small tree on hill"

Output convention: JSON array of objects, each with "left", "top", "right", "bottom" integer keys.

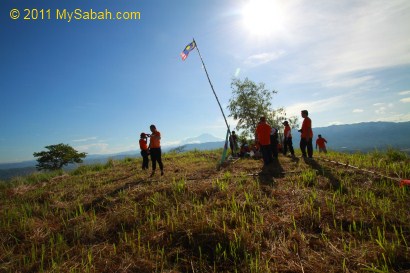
[
  {"left": 33, "top": 143, "right": 87, "bottom": 171},
  {"left": 227, "top": 77, "right": 298, "bottom": 139}
]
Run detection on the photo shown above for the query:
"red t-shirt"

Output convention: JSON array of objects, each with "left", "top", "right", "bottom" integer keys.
[
  {"left": 316, "top": 138, "right": 327, "bottom": 148},
  {"left": 301, "top": 117, "right": 313, "bottom": 138},
  {"left": 256, "top": 122, "right": 272, "bottom": 145},
  {"left": 284, "top": 125, "right": 292, "bottom": 138},
  {"left": 139, "top": 139, "right": 148, "bottom": 151}
]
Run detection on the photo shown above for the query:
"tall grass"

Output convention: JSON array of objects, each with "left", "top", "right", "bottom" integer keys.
[{"left": 0, "top": 149, "right": 409, "bottom": 272}]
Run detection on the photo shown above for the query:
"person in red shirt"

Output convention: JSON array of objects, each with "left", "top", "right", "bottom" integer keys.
[
  {"left": 282, "top": 120, "right": 295, "bottom": 157},
  {"left": 316, "top": 134, "right": 328, "bottom": 153},
  {"left": 139, "top": 133, "right": 149, "bottom": 170},
  {"left": 255, "top": 116, "right": 273, "bottom": 165},
  {"left": 149, "top": 124, "right": 164, "bottom": 176},
  {"left": 299, "top": 110, "right": 313, "bottom": 158}
]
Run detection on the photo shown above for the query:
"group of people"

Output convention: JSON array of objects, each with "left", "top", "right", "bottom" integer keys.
[
  {"left": 139, "top": 124, "right": 164, "bottom": 177},
  {"left": 140, "top": 112, "right": 329, "bottom": 173},
  {"left": 254, "top": 110, "right": 328, "bottom": 165}
]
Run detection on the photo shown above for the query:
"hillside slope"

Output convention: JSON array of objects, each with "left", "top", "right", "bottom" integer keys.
[
  {"left": 311, "top": 121, "right": 410, "bottom": 152},
  {"left": 1, "top": 150, "right": 409, "bottom": 272}
]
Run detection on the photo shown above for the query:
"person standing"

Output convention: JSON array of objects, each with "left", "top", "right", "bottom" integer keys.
[
  {"left": 139, "top": 133, "right": 149, "bottom": 170},
  {"left": 229, "top": 131, "right": 238, "bottom": 157},
  {"left": 299, "top": 110, "right": 313, "bottom": 158},
  {"left": 255, "top": 116, "right": 273, "bottom": 165},
  {"left": 282, "top": 120, "right": 295, "bottom": 157},
  {"left": 270, "top": 127, "right": 279, "bottom": 158},
  {"left": 316, "top": 134, "right": 328, "bottom": 153},
  {"left": 149, "top": 124, "right": 164, "bottom": 176}
]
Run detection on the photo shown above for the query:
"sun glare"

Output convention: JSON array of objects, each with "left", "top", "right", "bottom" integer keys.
[{"left": 242, "top": 0, "right": 285, "bottom": 37}]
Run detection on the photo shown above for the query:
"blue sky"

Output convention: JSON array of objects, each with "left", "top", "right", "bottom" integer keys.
[{"left": 1, "top": 0, "right": 409, "bottom": 163}]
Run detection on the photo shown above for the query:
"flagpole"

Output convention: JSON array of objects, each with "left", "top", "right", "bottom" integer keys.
[{"left": 193, "top": 38, "right": 231, "bottom": 135}]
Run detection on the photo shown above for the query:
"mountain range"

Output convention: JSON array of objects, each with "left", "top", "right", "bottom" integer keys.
[{"left": 1, "top": 121, "right": 409, "bottom": 180}]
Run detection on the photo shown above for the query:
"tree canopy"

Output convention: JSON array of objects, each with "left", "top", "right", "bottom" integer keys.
[
  {"left": 227, "top": 77, "right": 298, "bottom": 139},
  {"left": 33, "top": 143, "right": 87, "bottom": 171}
]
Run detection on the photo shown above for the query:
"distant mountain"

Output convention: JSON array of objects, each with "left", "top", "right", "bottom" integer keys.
[
  {"left": 168, "top": 141, "right": 225, "bottom": 153},
  {"left": 181, "top": 133, "right": 224, "bottom": 144},
  {"left": 1, "top": 123, "right": 409, "bottom": 181},
  {"left": 305, "top": 121, "right": 410, "bottom": 152}
]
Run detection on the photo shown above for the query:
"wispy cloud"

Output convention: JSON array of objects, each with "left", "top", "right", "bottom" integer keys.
[
  {"left": 323, "top": 76, "right": 375, "bottom": 88},
  {"left": 398, "top": 91, "right": 410, "bottom": 96},
  {"left": 74, "top": 142, "right": 137, "bottom": 155},
  {"left": 244, "top": 51, "right": 284, "bottom": 67},
  {"left": 400, "top": 97, "right": 410, "bottom": 103},
  {"left": 353, "top": 109, "right": 364, "bottom": 113},
  {"left": 286, "top": 95, "right": 347, "bottom": 116},
  {"left": 74, "top": 143, "right": 109, "bottom": 153},
  {"left": 279, "top": 0, "right": 410, "bottom": 85},
  {"left": 72, "top": 137, "right": 97, "bottom": 142},
  {"left": 373, "top": 102, "right": 394, "bottom": 114}
]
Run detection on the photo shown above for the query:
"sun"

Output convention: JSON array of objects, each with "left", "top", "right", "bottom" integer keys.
[{"left": 242, "top": 0, "right": 285, "bottom": 37}]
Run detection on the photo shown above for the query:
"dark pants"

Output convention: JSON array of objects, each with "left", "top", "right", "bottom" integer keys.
[
  {"left": 271, "top": 140, "right": 278, "bottom": 158},
  {"left": 141, "top": 150, "right": 149, "bottom": 170},
  {"left": 283, "top": 137, "right": 295, "bottom": 156},
  {"left": 150, "top": 148, "right": 163, "bottom": 171},
  {"left": 260, "top": 145, "right": 273, "bottom": 165},
  {"left": 300, "top": 138, "right": 313, "bottom": 158}
]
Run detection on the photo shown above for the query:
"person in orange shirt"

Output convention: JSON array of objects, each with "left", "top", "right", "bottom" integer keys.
[
  {"left": 255, "top": 116, "right": 273, "bottom": 165},
  {"left": 149, "top": 124, "right": 164, "bottom": 176},
  {"left": 316, "top": 134, "right": 328, "bottom": 153},
  {"left": 282, "top": 120, "right": 295, "bottom": 157},
  {"left": 299, "top": 110, "right": 313, "bottom": 158},
  {"left": 139, "top": 133, "right": 149, "bottom": 170}
]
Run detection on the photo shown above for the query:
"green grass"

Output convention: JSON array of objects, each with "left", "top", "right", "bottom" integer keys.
[{"left": 0, "top": 149, "right": 409, "bottom": 272}]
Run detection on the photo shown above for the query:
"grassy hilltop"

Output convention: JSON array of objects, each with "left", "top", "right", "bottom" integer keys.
[{"left": 1, "top": 149, "right": 409, "bottom": 272}]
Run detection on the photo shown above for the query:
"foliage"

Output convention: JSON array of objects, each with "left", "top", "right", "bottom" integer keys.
[
  {"left": 228, "top": 77, "right": 298, "bottom": 139},
  {"left": 33, "top": 143, "right": 87, "bottom": 171}
]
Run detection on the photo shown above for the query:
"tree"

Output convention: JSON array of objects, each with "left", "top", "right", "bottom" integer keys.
[
  {"left": 227, "top": 77, "right": 298, "bottom": 139},
  {"left": 33, "top": 143, "right": 87, "bottom": 171}
]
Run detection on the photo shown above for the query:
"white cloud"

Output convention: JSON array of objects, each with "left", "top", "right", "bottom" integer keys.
[
  {"left": 286, "top": 95, "right": 346, "bottom": 116},
  {"left": 400, "top": 97, "right": 410, "bottom": 103},
  {"left": 327, "top": 121, "right": 343, "bottom": 126},
  {"left": 73, "top": 142, "right": 137, "bottom": 155},
  {"left": 244, "top": 51, "right": 284, "bottom": 67},
  {"left": 278, "top": 0, "right": 410, "bottom": 86},
  {"left": 74, "top": 143, "right": 110, "bottom": 154},
  {"left": 398, "top": 90, "right": 410, "bottom": 96},
  {"left": 323, "top": 76, "right": 375, "bottom": 88},
  {"left": 353, "top": 109, "right": 364, "bottom": 113},
  {"left": 72, "top": 137, "right": 97, "bottom": 142},
  {"left": 373, "top": 112, "right": 410, "bottom": 122}
]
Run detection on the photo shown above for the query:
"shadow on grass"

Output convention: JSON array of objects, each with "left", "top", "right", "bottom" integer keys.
[
  {"left": 83, "top": 178, "right": 145, "bottom": 213},
  {"left": 303, "top": 157, "right": 347, "bottom": 193},
  {"left": 258, "top": 158, "right": 284, "bottom": 186}
]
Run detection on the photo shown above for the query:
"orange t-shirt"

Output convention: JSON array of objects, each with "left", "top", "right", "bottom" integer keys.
[
  {"left": 150, "top": 131, "right": 161, "bottom": 148},
  {"left": 255, "top": 122, "right": 272, "bottom": 145},
  {"left": 284, "top": 125, "right": 292, "bottom": 138},
  {"left": 301, "top": 117, "right": 313, "bottom": 138},
  {"left": 139, "top": 139, "right": 148, "bottom": 151}
]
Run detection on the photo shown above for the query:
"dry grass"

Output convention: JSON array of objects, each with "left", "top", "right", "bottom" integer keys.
[{"left": 0, "top": 149, "right": 409, "bottom": 272}]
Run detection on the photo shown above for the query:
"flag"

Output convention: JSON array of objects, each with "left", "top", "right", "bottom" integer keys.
[{"left": 180, "top": 41, "right": 196, "bottom": 61}]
